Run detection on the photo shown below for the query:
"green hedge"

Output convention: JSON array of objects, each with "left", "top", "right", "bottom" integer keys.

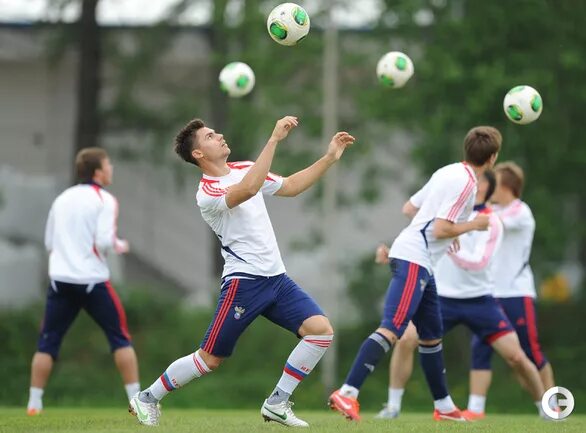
[{"left": 2, "top": 286, "right": 584, "bottom": 413}]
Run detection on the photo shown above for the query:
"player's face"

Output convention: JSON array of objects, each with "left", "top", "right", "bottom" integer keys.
[
  {"left": 96, "top": 157, "right": 113, "bottom": 186},
  {"left": 194, "top": 127, "right": 231, "bottom": 162}
]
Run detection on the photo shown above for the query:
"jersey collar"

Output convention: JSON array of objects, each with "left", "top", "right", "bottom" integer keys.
[
  {"left": 82, "top": 180, "right": 103, "bottom": 189},
  {"left": 461, "top": 161, "right": 478, "bottom": 181}
]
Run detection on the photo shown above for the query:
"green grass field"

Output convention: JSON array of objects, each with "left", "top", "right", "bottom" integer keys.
[{"left": 0, "top": 408, "right": 583, "bottom": 433}]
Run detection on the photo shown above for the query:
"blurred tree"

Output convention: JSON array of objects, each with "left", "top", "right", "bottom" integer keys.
[
  {"left": 352, "top": 0, "right": 586, "bottom": 278},
  {"left": 46, "top": 0, "right": 102, "bottom": 182},
  {"left": 74, "top": 0, "right": 101, "bottom": 165}
]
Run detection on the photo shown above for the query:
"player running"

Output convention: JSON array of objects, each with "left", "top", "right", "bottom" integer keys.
[
  {"left": 374, "top": 169, "right": 545, "bottom": 421},
  {"left": 329, "top": 126, "right": 501, "bottom": 422},
  {"left": 27, "top": 148, "right": 139, "bottom": 415},
  {"left": 128, "top": 116, "right": 355, "bottom": 427},
  {"left": 467, "top": 161, "right": 556, "bottom": 418}
]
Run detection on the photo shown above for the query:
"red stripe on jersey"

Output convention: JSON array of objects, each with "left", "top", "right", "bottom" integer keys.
[
  {"left": 92, "top": 244, "right": 103, "bottom": 261},
  {"left": 228, "top": 161, "right": 254, "bottom": 170},
  {"left": 91, "top": 184, "right": 103, "bottom": 202},
  {"left": 447, "top": 179, "right": 474, "bottom": 221},
  {"left": 202, "top": 183, "right": 227, "bottom": 197}
]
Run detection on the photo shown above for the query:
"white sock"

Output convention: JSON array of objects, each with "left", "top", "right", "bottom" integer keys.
[
  {"left": 467, "top": 394, "right": 486, "bottom": 413},
  {"left": 149, "top": 350, "right": 211, "bottom": 401},
  {"left": 388, "top": 388, "right": 404, "bottom": 410},
  {"left": 340, "top": 384, "right": 359, "bottom": 399},
  {"left": 434, "top": 395, "right": 456, "bottom": 413},
  {"left": 535, "top": 401, "right": 545, "bottom": 417},
  {"left": 27, "top": 387, "right": 44, "bottom": 411},
  {"left": 272, "top": 335, "right": 333, "bottom": 397},
  {"left": 124, "top": 382, "right": 141, "bottom": 401}
]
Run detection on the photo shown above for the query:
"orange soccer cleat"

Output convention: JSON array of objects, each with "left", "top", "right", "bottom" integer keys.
[
  {"left": 433, "top": 408, "right": 466, "bottom": 422},
  {"left": 328, "top": 389, "right": 361, "bottom": 421},
  {"left": 27, "top": 408, "right": 42, "bottom": 416},
  {"left": 462, "top": 409, "right": 485, "bottom": 421}
]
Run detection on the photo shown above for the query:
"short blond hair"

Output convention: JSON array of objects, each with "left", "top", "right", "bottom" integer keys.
[{"left": 495, "top": 161, "right": 525, "bottom": 198}]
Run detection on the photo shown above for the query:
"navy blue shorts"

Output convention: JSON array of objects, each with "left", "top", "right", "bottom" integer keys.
[
  {"left": 440, "top": 295, "right": 513, "bottom": 343},
  {"left": 380, "top": 259, "right": 442, "bottom": 340},
  {"left": 38, "top": 280, "right": 132, "bottom": 360},
  {"left": 200, "top": 273, "right": 324, "bottom": 357},
  {"left": 471, "top": 296, "right": 548, "bottom": 370}
]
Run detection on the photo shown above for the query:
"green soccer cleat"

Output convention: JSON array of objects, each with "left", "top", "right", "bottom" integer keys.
[
  {"left": 129, "top": 392, "right": 161, "bottom": 426},
  {"left": 261, "top": 399, "right": 309, "bottom": 427}
]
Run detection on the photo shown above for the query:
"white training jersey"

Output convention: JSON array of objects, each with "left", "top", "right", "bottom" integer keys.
[
  {"left": 434, "top": 206, "right": 504, "bottom": 298},
  {"left": 46, "top": 183, "right": 126, "bottom": 284},
  {"left": 389, "top": 162, "right": 477, "bottom": 273},
  {"left": 491, "top": 199, "right": 537, "bottom": 298},
  {"left": 196, "top": 161, "right": 286, "bottom": 278}
]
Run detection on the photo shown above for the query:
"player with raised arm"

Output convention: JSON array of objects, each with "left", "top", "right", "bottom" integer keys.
[
  {"left": 329, "top": 126, "right": 501, "bottom": 422},
  {"left": 467, "top": 161, "right": 556, "bottom": 419},
  {"left": 128, "top": 116, "right": 355, "bottom": 427},
  {"left": 27, "top": 148, "right": 139, "bottom": 415},
  {"left": 374, "top": 169, "right": 545, "bottom": 421}
]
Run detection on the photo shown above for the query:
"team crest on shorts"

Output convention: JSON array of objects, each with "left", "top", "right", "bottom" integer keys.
[
  {"left": 420, "top": 279, "right": 426, "bottom": 291},
  {"left": 234, "top": 306, "right": 245, "bottom": 320}
]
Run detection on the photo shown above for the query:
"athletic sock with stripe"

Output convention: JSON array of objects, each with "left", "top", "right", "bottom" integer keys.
[
  {"left": 267, "top": 334, "right": 333, "bottom": 404},
  {"left": 145, "top": 350, "right": 211, "bottom": 401}
]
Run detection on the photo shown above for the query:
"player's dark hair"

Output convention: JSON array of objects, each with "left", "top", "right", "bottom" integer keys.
[
  {"left": 463, "top": 126, "right": 502, "bottom": 166},
  {"left": 482, "top": 169, "right": 497, "bottom": 203},
  {"left": 75, "top": 147, "right": 108, "bottom": 183},
  {"left": 496, "top": 161, "right": 525, "bottom": 198},
  {"left": 174, "top": 118, "right": 205, "bottom": 166}
]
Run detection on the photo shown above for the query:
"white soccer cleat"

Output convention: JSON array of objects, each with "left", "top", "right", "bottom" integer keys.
[
  {"left": 374, "top": 403, "right": 400, "bottom": 419},
  {"left": 129, "top": 393, "right": 161, "bottom": 426},
  {"left": 261, "top": 399, "right": 309, "bottom": 427}
]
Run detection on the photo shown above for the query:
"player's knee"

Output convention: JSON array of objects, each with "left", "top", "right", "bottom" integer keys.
[
  {"left": 504, "top": 350, "right": 526, "bottom": 368},
  {"left": 299, "top": 315, "right": 334, "bottom": 336},
  {"left": 375, "top": 327, "right": 398, "bottom": 344},
  {"left": 198, "top": 350, "right": 223, "bottom": 370}
]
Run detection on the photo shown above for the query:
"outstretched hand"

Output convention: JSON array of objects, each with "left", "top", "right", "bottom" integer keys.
[
  {"left": 327, "top": 132, "right": 356, "bottom": 161},
  {"left": 271, "top": 116, "right": 299, "bottom": 141},
  {"left": 375, "top": 244, "right": 390, "bottom": 264}
]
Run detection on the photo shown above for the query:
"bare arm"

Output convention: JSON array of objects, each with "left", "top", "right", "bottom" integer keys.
[
  {"left": 432, "top": 213, "right": 490, "bottom": 239},
  {"left": 226, "top": 116, "right": 298, "bottom": 208},
  {"left": 276, "top": 131, "right": 355, "bottom": 197},
  {"left": 402, "top": 200, "right": 419, "bottom": 219}
]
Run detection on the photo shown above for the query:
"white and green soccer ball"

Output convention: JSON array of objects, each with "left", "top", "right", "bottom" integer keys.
[
  {"left": 503, "top": 85, "right": 543, "bottom": 125},
  {"left": 267, "top": 3, "right": 310, "bottom": 46},
  {"left": 219, "top": 62, "right": 255, "bottom": 98},
  {"left": 376, "top": 51, "right": 414, "bottom": 89}
]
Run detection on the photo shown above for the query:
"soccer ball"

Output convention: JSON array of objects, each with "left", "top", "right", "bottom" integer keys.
[
  {"left": 267, "top": 3, "right": 310, "bottom": 46},
  {"left": 503, "top": 85, "right": 543, "bottom": 125},
  {"left": 219, "top": 62, "right": 255, "bottom": 98},
  {"left": 376, "top": 51, "right": 414, "bottom": 89}
]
